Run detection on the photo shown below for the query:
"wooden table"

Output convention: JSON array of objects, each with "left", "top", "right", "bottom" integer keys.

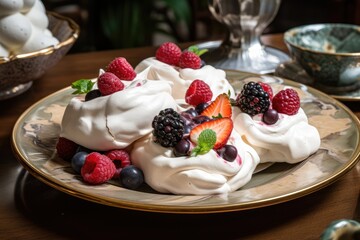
[{"left": 0, "top": 34, "right": 359, "bottom": 240}]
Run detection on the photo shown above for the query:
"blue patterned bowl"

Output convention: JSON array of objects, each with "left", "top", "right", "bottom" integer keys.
[{"left": 284, "top": 23, "right": 360, "bottom": 94}]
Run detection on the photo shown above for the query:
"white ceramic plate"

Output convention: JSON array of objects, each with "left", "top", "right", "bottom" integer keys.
[{"left": 12, "top": 71, "right": 360, "bottom": 213}]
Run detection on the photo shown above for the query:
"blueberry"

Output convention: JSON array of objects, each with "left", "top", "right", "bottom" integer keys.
[
  {"left": 71, "top": 151, "right": 88, "bottom": 173},
  {"left": 195, "top": 102, "right": 209, "bottom": 114},
  {"left": 185, "top": 108, "right": 198, "bottom": 117},
  {"left": 173, "top": 139, "right": 190, "bottom": 157},
  {"left": 183, "top": 123, "right": 193, "bottom": 134},
  {"left": 193, "top": 115, "right": 211, "bottom": 124},
  {"left": 180, "top": 112, "right": 193, "bottom": 120},
  {"left": 180, "top": 114, "right": 193, "bottom": 126},
  {"left": 217, "top": 145, "right": 237, "bottom": 162},
  {"left": 120, "top": 165, "right": 144, "bottom": 190},
  {"left": 262, "top": 108, "right": 279, "bottom": 125},
  {"left": 85, "top": 89, "right": 102, "bottom": 101}
]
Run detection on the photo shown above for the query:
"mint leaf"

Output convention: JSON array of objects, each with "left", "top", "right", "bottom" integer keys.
[
  {"left": 71, "top": 79, "right": 95, "bottom": 94},
  {"left": 212, "top": 113, "right": 223, "bottom": 119},
  {"left": 230, "top": 98, "right": 237, "bottom": 106},
  {"left": 227, "top": 90, "right": 237, "bottom": 106},
  {"left": 188, "top": 45, "right": 198, "bottom": 53},
  {"left": 191, "top": 129, "right": 216, "bottom": 156},
  {"left": 188, "top": 45, "right": 208, "bottom": 57},
  {"left": 197, "top": 49, "right": 208, "bottom": 56}
]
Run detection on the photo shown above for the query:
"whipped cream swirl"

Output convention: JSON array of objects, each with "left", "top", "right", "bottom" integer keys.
[
  {"left": 134, "top": 57, "right": 235, "bottom": 100},
  {"left": 233, "top": 107, "right": 321, "bottom": 163},
  {"left": 131, "top": 131, "right": 260, "bottom": 195}
]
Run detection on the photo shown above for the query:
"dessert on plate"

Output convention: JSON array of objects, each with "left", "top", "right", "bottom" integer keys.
[
  {"left": 233, "top": 82, "right": 321, "bottom": 164},
  {"left": 56, "top": 42, "right": 321, "bottom": 195},
  {"left": 135, "top": 57, "right": 235, "bottom": 101},
  {"left": 61, "top": 78, "right": 177, "bottom": 151}
]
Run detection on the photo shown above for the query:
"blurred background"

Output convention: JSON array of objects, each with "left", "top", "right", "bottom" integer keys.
[{"left": 42, "top": 0, "right": 360, "bottom": 53}]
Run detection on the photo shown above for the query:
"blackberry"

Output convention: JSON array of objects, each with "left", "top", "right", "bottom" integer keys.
[
  {"left": 152, "top": 108, "right": 184, "bottom": 147},
  {"left": 236, "top": 81, "right": 270, "bottom": 116},
  {"left": 85, "top": 89, "right": 102, "bottom": 101}
]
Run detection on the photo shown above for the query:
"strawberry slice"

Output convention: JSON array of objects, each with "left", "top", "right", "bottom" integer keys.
[
  {"left": 201, "top": 93, "right": 232, "bottom": 118},
  {"left": 190, "top": 118, "right": 233, "bottom": 150}
]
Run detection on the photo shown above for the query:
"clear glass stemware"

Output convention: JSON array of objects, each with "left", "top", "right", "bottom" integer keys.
[{"left": 203, "top": 0, "right": 289, "bottom": 74}]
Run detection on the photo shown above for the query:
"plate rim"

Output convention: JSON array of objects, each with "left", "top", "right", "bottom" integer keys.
[
  {"left": 227, "top": 68, "right": 360, "bottom": 101},
  {"left": 11, "top": 72, "right": 360, "bottom": 214}
]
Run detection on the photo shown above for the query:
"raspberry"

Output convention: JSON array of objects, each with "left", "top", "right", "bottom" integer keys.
[
  {"left": 97, "top": 72, "right": 125, "bottom": 96},
  {"left": 185, "top": 80, "right": 213, "bottom": 106},
  {"left": 272, "top": 88, "right": 300, "bottom": 115},
  {"left": 178, "top": 51, "right": 201, "bottom": 69},
  {"left": 56, "top": 137, "right": 78, "bottom": 161},
  {"left": 81, "top": 152, "right": 116, "bottom": 185},
  {"left": 106, "top": 57, "right": 136, "bottom": 80},
  {"left": 155, "top": 42, "right": 182, "bottom": 66},
  {"left": 258, "top": 82, "right": 273, "bottom": 100},
  {"left": 105, "top": 149, "right": 131, "bottom": 179}
]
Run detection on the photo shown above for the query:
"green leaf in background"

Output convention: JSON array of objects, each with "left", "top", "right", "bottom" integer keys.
[
  {"left": 161, "top": 0, "right": 191, "bottom": 24},
  {"left": 98, "top": 0, "right": 192, "bottom": 49},
  {"left": 71, "top": 79, "right": 95, "bottom": 95},
  {"left": 100, "top": 0, "right": 154, "bottom": 48},
  {"left": 191, "top": 129, "right": 216, "bottom": 156}
]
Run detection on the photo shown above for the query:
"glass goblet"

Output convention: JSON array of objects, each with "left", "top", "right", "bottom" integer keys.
[{"left": 203, "top": 0, "right": 289, "bottom": 74}]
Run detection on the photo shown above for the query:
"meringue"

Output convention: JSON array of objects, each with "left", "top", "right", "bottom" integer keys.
[
  {"left": 233, "top": 107, "right": 321, "bottom": 164},
  {"left": 131, "top": 131, "right": 260, "bottom": 195},
  {"left": 134, "top": 57, "right": 235, "bottom": 101},
  {"left": 60, "top": 79, "right": 177, "bottom": 151}
]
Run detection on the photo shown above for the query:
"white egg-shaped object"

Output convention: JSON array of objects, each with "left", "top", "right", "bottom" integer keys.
[
  {"left": 0, "top": 42, "right": 9, "bottom": 56},
  {"left": 15, "top": 26, "right": 58, "bottom": 54},
  {"left": 0, "top": 12, "right": 32, "bottom": 51},
  {"left": 0, "top": 0, "right": 23, "bottom": 16},
  {"left": 24, "top": 0, "right": 47, "bottom": 29},
  {"left": 21, "top": 0, "right": 36, "bottom": 13}
]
